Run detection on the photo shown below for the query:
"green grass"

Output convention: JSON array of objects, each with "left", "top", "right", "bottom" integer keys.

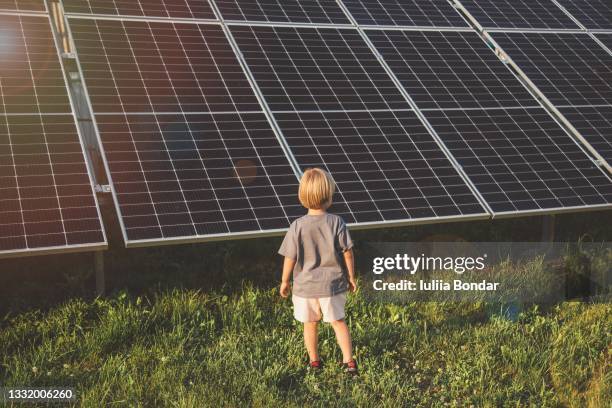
[{"left": 1, "top": 284, "right": 610, "bottom": 407}]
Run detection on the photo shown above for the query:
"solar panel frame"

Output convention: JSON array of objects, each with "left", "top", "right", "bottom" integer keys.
[
  {"left": 594, "top": 33, "right": 612, "bottom": 54},
  {"left": 66, "top": 16, "right": 307, "bottom": 246},
  {"left": 554, "top": 0, "right": 612, "bottom": 30},
  {"left": 62, "top": 0, "right": 218, "bottom": 21},
  {"left": 455, "top": 0, "right": 580, "bottom": 30},
  {"left": 0, "top": 13, "right": 107, "bottom": 258},
  {"left": 340, "top": 0, "right": 471, "bottom": 28},
  {"left": 214, "top": 0, "right": 351, "bottom": 25}
]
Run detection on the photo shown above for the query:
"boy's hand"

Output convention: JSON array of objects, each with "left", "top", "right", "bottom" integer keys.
[
  {"left": 348, "top": 278, "right": 357, "bottom": 293},
  {"left": 280, "top": 281, "right": 291, "bottom": 298}
]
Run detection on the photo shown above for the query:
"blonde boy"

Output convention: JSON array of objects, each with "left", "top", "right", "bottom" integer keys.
[{"left": 278, "top": 168, "right": 358, "bottom": 374}]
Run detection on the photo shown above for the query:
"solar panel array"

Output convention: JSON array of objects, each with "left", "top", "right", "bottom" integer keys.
[
  {"left": 0, "top": 13, "right": 106, "bottom": 256},
  {"left": 457, "top": 0, "right": 579, "bottom": 30},
  {"left": 367, "top": 29, "right": 612, "bottom": 214},
  {"left": 215, "top": 0, "right": 350, "bottom": 24},
  {"left": 555, "top": 0, "right": 612, "bottom": 30},
  {"left": 3, "top": 0, "right": 611, "bottom": 256},
  {"left": 231, "top": 25, "right": 487, "bottom": 223},
  {"left": 68, "top": 18, "right": 303, "bottom": 243}
]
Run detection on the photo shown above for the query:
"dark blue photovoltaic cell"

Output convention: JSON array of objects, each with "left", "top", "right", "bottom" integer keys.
[
  {"left": 62, "top": 0, "right": 216, "bottom": 19},
  {"left": 215, "top": 0, "right": 350, "bottom": 24},
  {"left": 342, "top": 0, "right": 469, "bottom": 27},
  {"left": 458, "top": 0, "right": 579, "bottom": 29},
  {"left": 556, "top": 0, "right": 612, "bottom": 30}
]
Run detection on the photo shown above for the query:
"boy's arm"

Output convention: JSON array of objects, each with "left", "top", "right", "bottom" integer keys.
[
  {"left": 343, "top": 249, "right": 357, "bottom": 292},
  {"left": 280, "top": 257, "right": 296, "bottom": 298}
]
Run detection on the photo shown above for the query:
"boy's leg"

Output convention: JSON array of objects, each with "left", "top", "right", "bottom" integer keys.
[
  {"left": 330, "top": 319, "right": 353, "bottom": 363},
  {"left": 303, "top": 321, "right": 319, "bottom": 362}
]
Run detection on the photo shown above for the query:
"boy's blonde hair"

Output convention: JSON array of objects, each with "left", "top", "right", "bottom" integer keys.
[{"left": 298, "top": 168, "right": 335, "bottom": 210}]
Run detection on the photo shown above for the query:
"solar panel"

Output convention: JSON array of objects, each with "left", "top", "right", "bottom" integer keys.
[
  {"left": 492, "top": 32, "right": 612, "bottom": 107},
  {"left": 0, "top": 15, "right": 72, "bottom": 114},
  {"left": 69, "top": 19, "right": 260, "bottom": 114},
  {"left": 341, "top": 0, "right": 469, "bottom": 28},
  {"left": 456, "top": 0, "right": 579, "bottom": 30},
  {"left": 68, "top": 18, "right": 302, "bottom": 243},
  {"left": 424, "top": 108, "right": 612, "bottom": 214},
  {"left": 1, "top": 13, "right": 106, "bottom": 256},
  {"left": 0, "top": 115, "right": 106, "bottom": 254},
  {"left": 560, "top": 106, "right": 612, "bottom": 165},
  {"left": 595, "top": 33, "right": 612, "bottom": 53},
  {"left": 62, "top": 0, "right": 216, "bottom": 20},
  {"left": 230, "top": 25, "right": 412, "bottom": 112},
  {"left": 0, "top": 0, "right": 46, "bottom": 12},
  {"left": 215, "top": 0, "right": 350, "bottom": 24},
  {"left": 555, "top": 0, "right": 612, "bottom": 30},
  {"left": 275, "top": 110, "right": 486, "bottom": 223},
  {"left": 366, "top": 30, "right": 538, "bottom": 110},
  {"left": 231, "top": 25, "right": 488, "bottom": 223}
]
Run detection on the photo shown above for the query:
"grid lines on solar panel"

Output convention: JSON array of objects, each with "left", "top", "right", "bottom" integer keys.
[
  {"left": 215, "top": 0, "right": 350, "bottom": 24},
  {"left": 457, "top": 0, "right": 579, "bottom": 30},
  {"left": 230, "top": 25, "right": 412, "bottom": 112},
  {"left": 62, "top": 0, "right": 216, "bottom": 20},
  {"left": 341, "top": 0, "right": 469, "bottom": 27},
  {"left": 68, "top": 18, "right": 261, "bottom": 114},
  {"left": 595, "top": 34, "right": 612, "bottom": 53},
  {"left": 0, "top": 114, "right": 106, "bottom": 253},
  {"left": 0, "top": 14, "right": 72, "bottom": 114},
  {"left": 0, "top": 0, "right": 45, "bottom": 12},
  {"left": 555, "top": 0, "right": 612, "bottom": 30},
  {"left": 560, "top": 106, "right": 612, "bottom": 165},
  {"left": 68, "top": 18, "right": 301, "bottom": 242},
  {"left": 424, "top": 108, "right": 612, "bottom": 213},
  {"left": 275, "top": 110, "right": 485, "bottom": 223},
  {"left": 491, "top": 32, "right": 612, "bottom": 107},
  {"left": 366, "top": 30, "right": 539, "bottom": 110}
]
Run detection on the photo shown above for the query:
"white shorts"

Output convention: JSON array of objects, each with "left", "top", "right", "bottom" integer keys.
[{"left": 292, "top": 292, "right": 347, "bottom": 323}]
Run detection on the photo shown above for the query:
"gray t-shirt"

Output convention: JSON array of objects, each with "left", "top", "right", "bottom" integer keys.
[{"left": 278, "top": 213, "right": 353, "bottom": 298}]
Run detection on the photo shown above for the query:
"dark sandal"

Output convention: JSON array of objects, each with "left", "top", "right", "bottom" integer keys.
[
  {"left": 342, "top": 360, "right": 358, "bottom": 375},
  {"left": 308, "top": 360, "right": 323, "bottom": 371}
]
